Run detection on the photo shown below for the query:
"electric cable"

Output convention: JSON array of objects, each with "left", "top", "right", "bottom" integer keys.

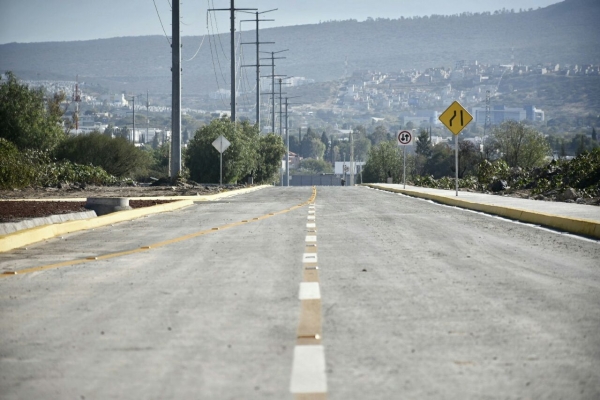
[{"left": 153, "top": 0, "right": 172, "bottom": 46}]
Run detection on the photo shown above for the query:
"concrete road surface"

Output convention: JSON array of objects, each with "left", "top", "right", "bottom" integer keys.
[{"left": 1, "top": 186, "right": 599, "bottom": 399}]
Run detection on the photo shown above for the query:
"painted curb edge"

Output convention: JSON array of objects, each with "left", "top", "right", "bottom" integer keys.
[{"left": 365, "top": 184, "right": 600, "bottom": 240}]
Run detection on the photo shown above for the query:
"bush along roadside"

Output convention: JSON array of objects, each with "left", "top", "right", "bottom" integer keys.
[
  {"left": 1, "top": 138, "right": 117, "bottom": 190},
  {"left": 410, "top": 148, "right": 600, "bottom": 204}
]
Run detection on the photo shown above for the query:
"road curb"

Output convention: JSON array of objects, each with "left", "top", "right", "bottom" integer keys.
[
  {"left": 0, "top": 185, "right": 271, "bottom": 253},
  {"left": 0, "top": 211, "right": 97, "bottom": 235},
  {"left": 365, "top": 184, "right": 600, "bottom": 239},
  {"left": 0, "top": 200, "right": 194, "bottom": 253},
  {"left": 0, "top": 184, "right": 270, "bottom": 202}
]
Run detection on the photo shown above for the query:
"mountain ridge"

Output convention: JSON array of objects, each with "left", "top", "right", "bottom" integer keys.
[{"left": 1, "top": 0, "right": 598, "bottom": 96}]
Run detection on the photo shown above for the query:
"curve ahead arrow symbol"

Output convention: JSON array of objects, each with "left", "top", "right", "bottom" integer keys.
[{"left": 449, "top": 110, "right": 457, "bottom": 127}]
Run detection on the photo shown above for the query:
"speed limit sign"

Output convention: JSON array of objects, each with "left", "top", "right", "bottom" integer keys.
[{"left": 397, "top": 130, "right": 412, "bottom": 146}]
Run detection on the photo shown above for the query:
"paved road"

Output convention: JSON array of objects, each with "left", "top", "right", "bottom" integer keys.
[{"left": 1, "top": 187, "right": 599, "bottom": 399}]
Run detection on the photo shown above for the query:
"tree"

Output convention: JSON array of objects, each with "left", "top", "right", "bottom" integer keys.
[
  {"left": 560, "top": 139, "right": 567, "bottom": 158},
  {"left": 352, "top": 125, "right": 367, "bottom": 139},
  {"left": 0, "top": 71, "right": 65, "bottom": 151},
  {"left": 415, "top": 129, "right": 432, "bottom": 158},
  {"left": 145, "top": 142, "right": 170, "bottom": 178},
  {"left": 255, "top": 134, "right": 286, "bottom": 183},
  {"left": 303, "top": 138, "right": 326, "bottom": 159},
  {"left": 425, "top": 144, "right": 453, "bottom": 178},
  {"left": 569, "top": 133, "right": 598, "bottom": 155},
  {"left": 299, "top": 128, "right": 322, "bottom": 159},
  {"left": 297, "top": 159, "right": 333, "bottom": 174},
  {"left": 489, "top": 121, "right": 550, "bottom": 168},
  {"left": 185, "top": 118, "right": 282, "bottom": 184},
  {"left": 370, "top": 125, "right": 389, "bottom": 145},
  {"left": 458, "top": 140, "right": 480, "bottom": 178},
  {"left": 151, "top": 131, "right": 160, "bottom": 149},
  {"left": 185, "top": 118, "right": 257, "bottom": 183},
  {"left": 117, "top": 126, "right": 130, "bottom": 140},
  {"left": 320, "top": 131, "right": 329, "bottom": 147},
  {"left": 353, "top": 137, "right": 372, "bottom": 161},
  {"left": 362, "top": 141, "right": 404, "bottom": 183},
  {"left": 289, "top": 135, "right": 301, "bottom": 155},
  {"left": 103, "top": 124, "right": 115, "bottom": 138}
]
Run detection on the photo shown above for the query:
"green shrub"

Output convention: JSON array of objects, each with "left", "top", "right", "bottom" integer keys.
[
  {"left": 54, "top": 132, "right": 151, "bottom": 178},
  {"left": 0, "top": 137, "right": 117, "bottom": 189},
  {"left": 0, "top": 138, "right": 37, "bottom": 189}
]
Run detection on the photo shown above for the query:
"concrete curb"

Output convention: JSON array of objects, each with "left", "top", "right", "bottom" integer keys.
[
  {"left": 365, "top": 184, "right": 600, "bottom": 239},
  {"left": 0, "top": 185, "right": 270, "bottom": 253},
  {"left": 0, "top": 184, "right": 270, "bottom": 203},
  {"left": 0, "top": 200, "right": 194, "bottom": 253},
  {"left": 0, "top": 211, "right": 97, "bottom": 235}
]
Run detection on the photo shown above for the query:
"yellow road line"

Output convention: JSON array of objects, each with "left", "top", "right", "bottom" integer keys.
[{"left": 1, "top": 189, "right": 317, "bottom": 279}]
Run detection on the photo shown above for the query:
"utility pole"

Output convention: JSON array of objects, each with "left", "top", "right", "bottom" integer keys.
[
  {"left": 350, "top": 129, "right": 355, "bottom": 186},
  {"left": 240, "top": 10, "right": 276, "bottom": 129},
  {"left": 279, "top": 78, "right": 283, "bottom": 136},
  {"left": 209, "top": 1, "right": 256, "bottom": 123},
  {"left": 277, "top": 77, "right": 293, "bottom": 136},
  {"left": 170, "top": 0, "right": 181, "bottom": 178},
  {"left": 128, "top": 96, "right": 136, "bottom": 144},
  {"left": 146, "top": 90, "right": 149, "bottom": 144},
  {"left": 283, "top": 96, "right": 300, "bottom": 187},
  {"left": 483, "top": 89, "right": 491, "bottom": 157},
  {"left": 73, "top": 75, "right": 81, "bottom": 131},
  {"left": 260, "top": 49, "right": 287, "bottom": 133},
  {"left": 285, "top": 97, "right": 289, "bottom": 186}
]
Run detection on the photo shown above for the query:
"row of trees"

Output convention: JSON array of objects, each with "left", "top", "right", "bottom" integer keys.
[
  {"left": 363, "top": 120, "right": 555, "bottom": 184},
  {"left": 0, "top": 72, "right": 286, "bottom": 188}
]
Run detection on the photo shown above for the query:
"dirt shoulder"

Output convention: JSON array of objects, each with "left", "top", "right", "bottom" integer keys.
[
  {"left": 0, "top": 183, "right": 252, "bottom": 223},
  {"left": 0, "top": 183, "right": 244, "bottom": 200}
]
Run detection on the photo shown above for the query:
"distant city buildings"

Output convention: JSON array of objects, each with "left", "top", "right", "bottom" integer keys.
[{"left": 335, "top": 59, "right": 568, "bottom": 126}]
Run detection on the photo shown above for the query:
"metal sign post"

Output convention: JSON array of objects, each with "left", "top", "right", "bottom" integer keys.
[
  {"left": 404, "top": 146, "right": 406, "bottom": 189},
  {"left": 439, "top": 101, "right": 473, "bottom": 196},
  {"left": 212, "top": 135, "right": 231, "bottom": 186},
  {"left": 397, "top": 130, "right": 412, "bottom": 188},
  {"left": 455, "top": 134, "right": 459, "bottom": 196}
]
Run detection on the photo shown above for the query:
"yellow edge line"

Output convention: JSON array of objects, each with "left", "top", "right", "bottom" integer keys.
[
  {"left": 365, "top": 184, "right": 600, "bottom": 239},
  {"left": 1, "top": 188, "right": 317, "bottom": 278}
]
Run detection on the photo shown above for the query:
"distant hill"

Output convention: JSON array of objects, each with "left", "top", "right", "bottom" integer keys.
[{"left": 1, "top": 0, "right": 598, "bottom": 97}]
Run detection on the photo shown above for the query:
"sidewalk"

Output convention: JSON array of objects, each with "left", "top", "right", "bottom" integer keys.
[{"left": 365, "top": 183, "right": 600, "bottom": 239}]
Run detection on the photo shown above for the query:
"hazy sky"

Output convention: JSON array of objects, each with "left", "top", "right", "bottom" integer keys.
[{"left": 0, "top": 0, "right": 562, "bottom": 44}]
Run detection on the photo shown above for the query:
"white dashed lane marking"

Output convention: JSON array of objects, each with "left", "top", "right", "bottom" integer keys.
[
  {"left": 303, "top": 253, "right": 318, "bottom": 263},
  {"left": 299, "top": 282, "right": 321, "bottom": 300},
  {"left": 290, "top": 345, "right": 328, "bottom": 394}
]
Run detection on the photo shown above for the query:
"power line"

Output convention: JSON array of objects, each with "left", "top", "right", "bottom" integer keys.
[
  {"left": 153, "top": 0, "right": 171, "bottom": 46},
  {"left": 206, "top": 8, "right": 229, "bottom": 108},
  {"left": 210, "top": 0, "right": 230, "bottom": 62},
  {"left": 184, "top": 34, "right": 206, "bottom": 62},
  {"left": 183, "top": 4, "right": 208, "bottom": 61},
  {"left": 207, "top": 8, "right": 229, "bottom": 89}
]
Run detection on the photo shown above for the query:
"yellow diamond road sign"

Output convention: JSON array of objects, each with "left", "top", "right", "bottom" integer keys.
[{"left": 439, "top": 101, "right": 473, "bottom": 135}]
